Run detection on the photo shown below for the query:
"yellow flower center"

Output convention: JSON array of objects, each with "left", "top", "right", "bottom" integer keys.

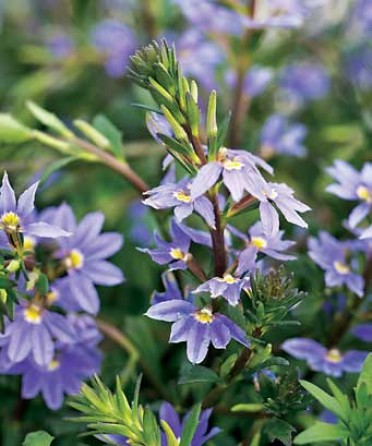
[
  {"left": 47, "top": 359, "right": 60, "bottom": 371},
  {"left": 326, "top": 348, "right": 342, "bottom": 363},
  {"left": 333, "top": 261, "right": 350, "bottom": 275},
  {"left": 170, "top": 248, "right": 187, "bottom": 261},
  {"left": 264, "top": 188, "right": 278, "bottom": 200},
  {"left": 174, "top": 190, "right": 192, "bottom": 203},
  {"left": 251, "top": 236, "right": 268, "bottom": 250},
  {"left": 194, "top": 308, "right": 214, "bottom": 324},
  {"left": 24, "top": 304, "right": 42, "bottom": 324},
  {"left": 218, "top": 274, "right": 238, "bottom": 284},
  {"left": 23, "top": 236, "right": 36, "bottom": 251},
  {"left": 1, "top": 212, "right": 21, "bottom": 232},
  {"left": 356, "top": 185, "right": 372, "bottom": 203},
  {"left": 223, "top": 158, "right": 243, "bottom": 171},
  {"left": 47, "top": 290, "right": 59, "bottom": 305},
  {"left": 65, "top": 249, "right": 84, "bottom": 270}
]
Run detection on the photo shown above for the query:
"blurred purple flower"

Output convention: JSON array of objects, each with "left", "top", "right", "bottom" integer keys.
[
  {"left": 91, "top": 19, "right": 137, "bottom": 77},
  {"left": 226, "top": 66, "right": 273, "bottom": 98},
  {"left": 308, "top": 231, "right": 364, "bottom": 297},
  {"left": 279, "top": 63, "right": 330, "bottom": 105},
  {"left": 260, "top": 114, "right": 308, "bottom": 158},
  {"left": 172, "top": 0, "right": 249, "bottom": 36},
  {"left": 194, "top": 275, "right": 250, "bottom": 306},
  {"left": 42, "top": 203, "right": 124, "bottom": 314},
  {"left": 46, "top": 31, "right": 75, "bottom": 59},
  {"left": 327, "top": 161, "right": 372, "bottom": 237},
  {"left": 282, "top": 338, "right": 368, "bottom": 377},
  {"left": 345, "top": 46, "right": 372, "bottom": 91},
  {"left": 146, "top": 299, "right": 250, "bottom": 364},
  {"left": 128, "top": 200, "right": 152, "bottom": 246},
  {"left": 177, "top": 29, "right": 224, "bottom": 90},
  {"left": 174, "top": 0, "right": 309, "bottom": 34},
  {"left": 143, "top": 178, "right": 215, "bottom": 228},
  {"left": 352, "top": 324, "right": 372, "bottom": 342}
]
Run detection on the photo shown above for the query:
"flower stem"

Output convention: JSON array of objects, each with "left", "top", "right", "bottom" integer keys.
[
  {"left": 96, "top": 318, "right": 172, "bottom": 401},
  {"left": 228, "top": 1, "right": 256, "bottom": 147},
  {"left": 72, "top": 137, "right": 150, "bottom": 194}
]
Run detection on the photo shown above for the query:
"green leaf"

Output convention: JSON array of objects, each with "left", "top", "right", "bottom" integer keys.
[
  {"left": 27, "top": 101, "right": 74, "bottom": 138},
  {"left": 179, "top": 403, "right": 202, "bottom": 446},
  {"left": 179, "top": 363, "right": 220, "bottom": 385},
  {"left": 92, "top": 115, "right": 124, "bottom": 158},
  {"left": 0, "top": 114, "right": 33, "bottom": 143},
  {"left": 265, "top": 418, "right": 296, "bottom": 446},
  {"left": 357, "top": 354, "right": 372, "bottom": 395},
  {"left": 143, "top": 407, "right": 161, "bottom": 446},
  {"left": 161, "top": 421, "right": 180, "bottom": 446},
  {"left": 35, "top": 273, "right": 49, "bottom": 296},
  {"left": 23, "top": 431, "right": 54, "bottom": 446},
  {"left": 294, "top": 422, "right": 347, "bottom": 445},
  {"left": 300, "top": 380, "right": 345, "bottom": 418},
  {"left": 39, "top": 156, "right": 77, "bottom": 184},
  {"left": 231, "top": 403, "right": 264, "bottom": 413}
]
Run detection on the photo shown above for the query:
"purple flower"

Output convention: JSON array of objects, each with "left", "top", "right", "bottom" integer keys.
[
  {"left": 231, "top": 222, "right": 295, "bottom": 274},
  {"left": 282, "top": 338, "right": 368, "bottom": 377},
  {"left": 345, "top": 46, "right": 372, "bottom": 91},
  {"left": 45, "top": 30, "right": 75, "bottom": 60},
  {"left": 172, "top": 0, "right": 249, "bottom": 36},
  {"left": 326, "top": 161, "right": 372, "bottom": 237},
  {"left": 347, "top": 0, "right": 372, "bottom": 41},
  {"left": 279, "top": 63, "right": 330, "bottom": 105},
  {"left": 91, "top": 20, "right": 136, "bottom": 78},
  {"left": 128, "top": 201, "right": 152, "bottom": 246},
  {"left": 244, "top": 0, "right": 308, "bottom": 29},
  {"left": 191, "top": 148, "right": 273, "bottom": 203},
  {"left": 260, "top": 114, "right": 308, "bottom": 158},
  {"left": 159, "top": 402, "right": 221, "bottom": 446},
  {"left": 1, "top": 315, "right": 101, "bottom": 410},
  {"left": 146, "top": 300, "right": 250, "bottom": 364},
  {"left": 352, "top": 324, "right": 372, "bottom": 342},
  {"left": 193, "top": 275, "right": 250, "bottom": 306},
  {"left": 140, "top": 220, "right": 191, "bottom": 271},
  {"left": 226, "top": 66, "right": 273, "bottom": 98},
  {"left": 0, "top": 301, "right": 76, "bottom": 367},
  {"left": 246, "top": 177, "right": 310, "bottom": 235},
  {"left": 308, "top": 232, "right": 364, "bottom": 297},
  {"left": 0, "top": 172, "right": 70, "bottom": 241},
  {"left": 42, "top": 203, "right": 124, "bottom": 314},
  {"left": 152, "top": 272, "right": 183, "bottom": 304},
  {"left": 143, "top": 178, "right": 215, "bottom": 228},
  {"left": 177, "top": 29, "right": 224, "bottom": 90},
  {"left": 97, "top": 402, "right": 220, "bottom": 446},
  {"left": 146, "top": 112, "right": 173, "bottom": 145}
]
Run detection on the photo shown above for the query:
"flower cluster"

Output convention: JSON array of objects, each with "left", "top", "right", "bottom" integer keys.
[
  {"left": 0, "top": 173, "right": 124, "bottom": 409},
  {"left": 126, "top": 41, "right": 310, "bottom": 367}
]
